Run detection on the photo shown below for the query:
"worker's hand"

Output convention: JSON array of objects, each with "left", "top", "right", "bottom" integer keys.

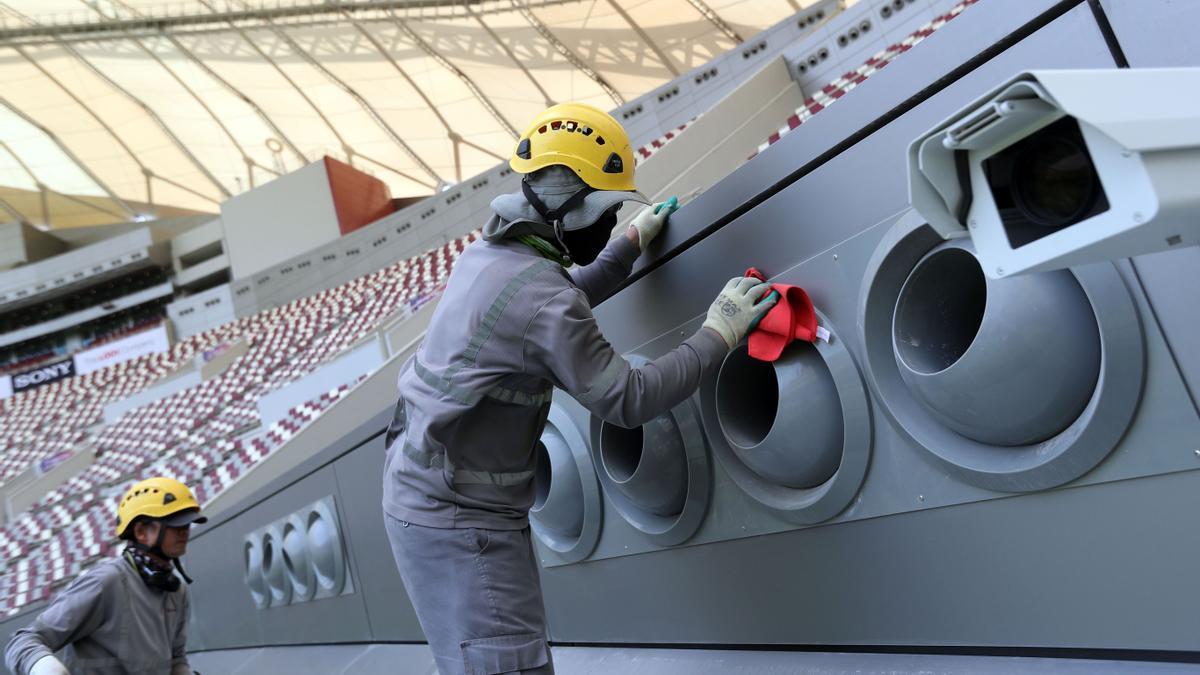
[
  {"left": 170, "top": 663, "right": 195, "bottom": 675},
  {"left": 628, "top": 197, "right": 678, "bottom": 251},
  {"left": 30, "top": 655, "right": 70, "bottom": 675},
  {"left": 702, "top": 276, "right": 778, "bottom": 349}
]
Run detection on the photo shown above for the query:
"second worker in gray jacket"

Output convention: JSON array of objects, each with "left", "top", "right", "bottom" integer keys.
[{"left": 383, "top": 102, "right": 776, "bottom": 675}]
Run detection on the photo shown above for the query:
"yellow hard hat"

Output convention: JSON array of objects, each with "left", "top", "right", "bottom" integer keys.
[
  {"left": 115, "top": 477, "right": 207, "bottom": 539},
  {"left": 509, "top": 102, "right": 637, "bottom": 192}
]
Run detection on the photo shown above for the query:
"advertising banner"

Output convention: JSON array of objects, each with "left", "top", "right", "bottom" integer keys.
[
  {"left": 74, "top": 325, "right": 171, "bottom": 376},
  {"left": 11, "top": 358, "right": 74, "bottom": 393},
  {"left": 36, "top": 450, "right": 74, "bottom": 476}
]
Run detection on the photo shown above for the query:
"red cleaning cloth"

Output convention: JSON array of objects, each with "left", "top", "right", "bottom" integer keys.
[{"left": 744, "top": 267, "right": 818, "bottom": 362}]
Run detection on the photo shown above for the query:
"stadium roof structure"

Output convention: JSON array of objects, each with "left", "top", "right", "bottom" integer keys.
[{"left": 0, "top": 0, "right": 814, "bottom": 230}]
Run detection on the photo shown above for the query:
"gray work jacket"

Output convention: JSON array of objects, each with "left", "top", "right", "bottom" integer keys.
[
  {"left": 4, "top": 556, "right": 190, "bottom": 675},
  {"left": 383, "top": 234, "right": 728, "bottom": 530}
]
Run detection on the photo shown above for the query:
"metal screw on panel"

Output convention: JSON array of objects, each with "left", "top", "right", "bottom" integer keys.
[
  {"left": 832, "top": 253, "right": 839, "bottom": 261},
  {"left": 1133, "top": 212, "right": 1145, "bottom": 223},
  {"left": 996, "top": 267, "right": 1004, "bottom": 276},
  {"left": 1194, "top": 449, "right": 1200, "bottom": 458},
  {"left": 918, "top": 494, "right": 925, "bottom": 502}
]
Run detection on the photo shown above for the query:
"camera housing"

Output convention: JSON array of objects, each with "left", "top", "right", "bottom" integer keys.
[{"left": 908, "top": 68, "right": 1200, "bottom": 277}]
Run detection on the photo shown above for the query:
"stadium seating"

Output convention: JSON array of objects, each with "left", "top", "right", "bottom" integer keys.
[
  {"left": 0, "top": 234, "right": 472, "bottom": 616},
  {"left": 753, "top": 0, "right": 980, "bottom": 156}
]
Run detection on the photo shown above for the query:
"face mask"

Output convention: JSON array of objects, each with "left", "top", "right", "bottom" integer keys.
[
  {"left": 124, "top": 544, "right": 181, "bottom": 593},
  {"left": 562, "top": 210, "right": 617, "bottom": 266}
]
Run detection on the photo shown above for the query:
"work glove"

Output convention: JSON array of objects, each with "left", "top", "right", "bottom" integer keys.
[
  {"left": 628, "top": 196, "right": 678, "bottom": 251},
  {"left": 30, "top": 655, "right": 69, "bottom": 675},
  {"left": 702, "top": 276, "right": 778, "bottom": 349}
]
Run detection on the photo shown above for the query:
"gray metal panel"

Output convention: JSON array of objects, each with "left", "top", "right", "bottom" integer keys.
[
  {"left": 332, "top": 434, "right": 426, "bottom": 642},
  {"left": 535, "top": 3, "right": 1200, "bottom": 653},
  {"left": 542, "top": 468, "right": 1200, "bottom": 650},
  {"left": 1131, "top": 248, "right": 1200, "bottom": 416},
  {"left": 186, "top": 465, "right": 372, "bottom": 651},
  {"left": 616, "top": 0, "right": 1072, "bottom": 293},
  {"left": 552, "top": 215, "right": 1198, "bottom": 563},
  {"left": 1099, "top": 0, "right": 1200, "bottom": 67}
]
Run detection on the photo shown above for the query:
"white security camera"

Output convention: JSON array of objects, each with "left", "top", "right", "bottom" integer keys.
[{"left": 908, "top": 68, "right": 1200, "bottom": 277}]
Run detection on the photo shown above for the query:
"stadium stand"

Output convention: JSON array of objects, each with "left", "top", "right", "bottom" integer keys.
[
  {"left": 754, "top": 0, "right": 980, "bottom": 155},
  {"left": 0, "top": 235, "right": 470, "bottom": 616}
]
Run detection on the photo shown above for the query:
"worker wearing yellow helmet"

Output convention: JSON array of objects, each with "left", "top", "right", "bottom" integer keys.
[
  {"left": 5, "top": 477, "right": 207, "bottom": 675},
  {"left": 382, "top": 103, "right": 775, "bottom": 674}
]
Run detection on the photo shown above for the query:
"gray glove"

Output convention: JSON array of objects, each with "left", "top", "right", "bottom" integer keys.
[
  {"left": 30, "top": 655, "right": 70, "bottom": 675},
  {"left": 702, "top": 276, "right": 778, "bottom": 348},
  {"left": 628, "top": 197, "right": 678, "bottom": 251}
]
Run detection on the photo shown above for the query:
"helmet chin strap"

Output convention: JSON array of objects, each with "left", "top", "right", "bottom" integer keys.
[{"left": 521, "top": 177, "right": 592, "bottom": 263}]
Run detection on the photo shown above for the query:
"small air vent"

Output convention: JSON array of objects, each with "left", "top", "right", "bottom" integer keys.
[
  {"left": 742, "top": 40, "right": 768, "bottom": 59},
  {"left": 796, "top": 46, "right": 830, "bottom": 74},
  {"left": 693, "top": 67, "right": 718, "bottom": 85}
]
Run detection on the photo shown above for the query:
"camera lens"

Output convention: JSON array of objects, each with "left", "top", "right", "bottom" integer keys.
[{"left": 1011, "top": 134, "right": 1098, "bottom": 228}]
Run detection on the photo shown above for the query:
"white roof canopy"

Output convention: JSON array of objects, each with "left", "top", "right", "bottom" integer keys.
[{"left": 0, "top": 0, "right": 812, "bottom": 228}]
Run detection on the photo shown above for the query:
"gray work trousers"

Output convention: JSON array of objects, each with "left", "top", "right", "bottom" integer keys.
[{"left": 385, "top": 513, "right": 555, "bottom": 675}]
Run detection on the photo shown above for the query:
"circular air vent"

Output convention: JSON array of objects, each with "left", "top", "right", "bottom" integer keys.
[
  {"left": 857, "top": 212, "right": 1144, "bottom": 491},
  {"left": 716, "top": 342, "right": 842, "bottom": 488},
  {"left": 243, "top": 537, "right": 269, "bottom": 609},
  {"left": 892, "top": 240, "right": 1100, "bottom": 446},
  {"left": 701, "top": 311, "right": 871, "bottom": 523},
  {"left": 589, "top": 355, "right": 711, "bottom": 547},
  {"left": 306, "top": 501, "right": 346, "bottom": 597},
  {"left": 530, "top": 406, "right": 602, "bottom": 563},
  {"left": 282, "top": 514, "right": 316, "bottom": 602},
  {"left": 261, "top": 525, "right": 292, "bottom": 606}
]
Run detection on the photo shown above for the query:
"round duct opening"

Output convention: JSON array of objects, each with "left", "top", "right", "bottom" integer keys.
[
  {"left": 715, "top": 342, "right": 843, "bottom": 489},
  {"left": 243, "top": 538, "right": 268, "bottom": 609},
  {"left": 532, "top": 441, "right": 552, "bottom": 511},
  {"left": 282, "top": 516, "right": 315, "bottom": 602},
  {"left": 530, "top": 406, "right": 602, "bottom": 562},
  {"left": 530, "top": 431, "right": 584, "bottom": 538},
  {"left": 714, "top": 348, "right": 779, "bottom": 449},
  {"left": 261, "top": 527, "right": 291, "bottom": 606},
  {"left": 306, "top": 503, "right": 346, "bottom": 596},
  {"left": 892, "top": 240, "right": 1100, "bottom": 447},
  {"left": 699, "top": 311, "right": 871, "bottom": 523},
  {"left": 893, "top": 246, "right": 986, "bottom": 375},
  {"left": 599, "top": 425, "right": 643, "bottom": 483},
  {"left": 857, "top": 212, "right": 1144, "bottom": 492},
  {"left": 588, "top": 362, "right": 712, "bottom": 548},
  {"left": 599, "top": 415, "right": 688, "bottom": 518}
]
